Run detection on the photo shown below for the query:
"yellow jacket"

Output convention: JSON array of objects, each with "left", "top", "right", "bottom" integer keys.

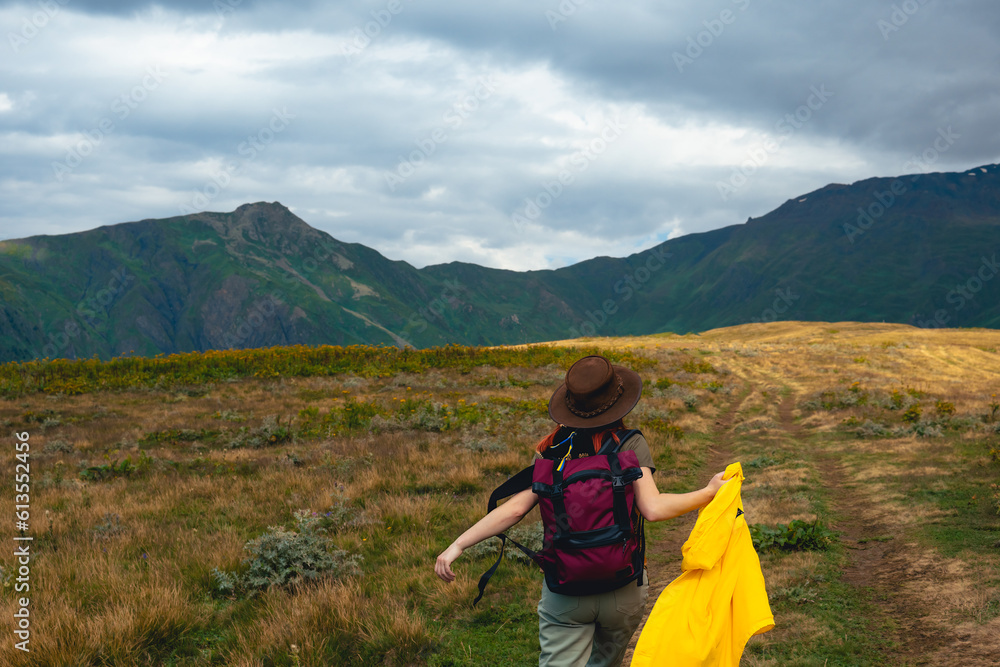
[{"left": 631, "top": 462, "right": 774, "bottom": 666}]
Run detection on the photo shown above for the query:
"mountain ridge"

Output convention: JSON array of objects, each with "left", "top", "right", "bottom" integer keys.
[{"left": 1, "top": 163, "right": 999, "bottom": 362}]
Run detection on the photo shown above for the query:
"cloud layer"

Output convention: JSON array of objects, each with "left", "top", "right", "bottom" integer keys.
[{"left": 1, "top": 0, "right": 997, "bottom": 269}]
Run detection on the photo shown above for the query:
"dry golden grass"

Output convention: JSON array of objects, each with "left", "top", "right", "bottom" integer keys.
[
  {"left": 740, "top": 611, "right": 832, "bottom": 666},
  {"left": 224, "top": 579, "right": 432, "bottom": 666},
  {"left": 2, "top": 321, "right": 1000, "bottom": 663}
]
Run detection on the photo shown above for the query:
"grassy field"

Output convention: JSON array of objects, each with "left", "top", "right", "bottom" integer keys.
[{"left": 2, "top": 321, "right": 999, "bottom": 665}]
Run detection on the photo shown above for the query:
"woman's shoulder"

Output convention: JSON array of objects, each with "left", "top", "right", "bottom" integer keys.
[{"left": 620, "top": 430, "right": 655, "bottom": 472}]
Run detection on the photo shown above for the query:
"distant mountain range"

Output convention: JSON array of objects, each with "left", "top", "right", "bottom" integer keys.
[{"left": 2, "top": 163, "right": 999, "bottom": 362}]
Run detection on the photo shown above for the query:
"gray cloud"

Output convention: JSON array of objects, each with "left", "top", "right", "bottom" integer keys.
[{"left": 1, "top": 0, "right": 998, "bottom": 269}]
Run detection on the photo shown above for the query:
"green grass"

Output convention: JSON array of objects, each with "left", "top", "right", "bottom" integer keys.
[
  {"left": 425, "top": 598, "right": 540, "bottom": 666},
  {"left": 747, "top": 574, "right": 900, "bottom": 666}
]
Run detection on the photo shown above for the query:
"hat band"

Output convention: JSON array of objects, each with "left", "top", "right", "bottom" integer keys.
[{"left": 565, "top": 375, "right": 624, "bottom": 418}]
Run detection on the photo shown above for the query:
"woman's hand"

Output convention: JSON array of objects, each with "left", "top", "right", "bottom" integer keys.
[
  {"left": 705, "top": 471, "right": 728, "bottom": 498},
  {"left": 433, "top": 488, "right": 538, "bottom": 582},
  {"left": 435, "top": 543, "right": 464, "bottom": 583}
]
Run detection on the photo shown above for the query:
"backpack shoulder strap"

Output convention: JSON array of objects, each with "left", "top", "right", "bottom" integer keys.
[
  {"left": 473, "top": 464, "right": 539, "bottom": 607},
  {"left": 597, "top": 428, "right": 642, "bottom": 455},
  {"left": 595, "top": 428, "right": 644, "bottom": 556},
  {"left": 486, "top": 464, "right": 535, "bottom": 513}
]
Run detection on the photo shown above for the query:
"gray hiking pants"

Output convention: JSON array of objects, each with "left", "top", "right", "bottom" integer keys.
[{"left": 537, "top": 570, "right": 649, "bottom": 667}]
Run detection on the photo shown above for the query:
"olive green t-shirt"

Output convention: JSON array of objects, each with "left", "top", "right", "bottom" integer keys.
[{"left": 534, "top": 431, "right": 656, "bottom": 473}]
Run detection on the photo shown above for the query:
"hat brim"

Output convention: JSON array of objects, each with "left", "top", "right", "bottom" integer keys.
[{"left": 548, "top": 365, "right": 643, "bottom": 428}]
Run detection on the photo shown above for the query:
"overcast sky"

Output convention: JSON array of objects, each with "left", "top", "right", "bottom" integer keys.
[{"left": 1, "top": 0, "right": 997, "bottom": 270}]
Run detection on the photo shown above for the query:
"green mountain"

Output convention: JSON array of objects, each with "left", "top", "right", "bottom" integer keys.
[{"left": 2, "top": 163, "right": 999, "bottom": 362}]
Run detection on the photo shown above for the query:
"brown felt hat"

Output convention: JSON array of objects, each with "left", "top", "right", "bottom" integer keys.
[{"left": 548, "top": 355, "right": 643, "bottom": 428}]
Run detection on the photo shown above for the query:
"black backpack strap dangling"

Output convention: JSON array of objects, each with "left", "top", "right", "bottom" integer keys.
[
  {"left": 635, "top": 513, "right": 646, "bottom": 587},
  {"left": 473, "top": 464, "right": 538, "bottom": 606}
]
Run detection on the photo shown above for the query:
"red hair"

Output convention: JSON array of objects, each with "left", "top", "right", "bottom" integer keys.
[{"left": 535, "top": 419, "right": 627, "bottom": 455}]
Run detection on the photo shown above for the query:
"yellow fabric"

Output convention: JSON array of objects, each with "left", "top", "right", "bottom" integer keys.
[{"left": 630, "top": 462, "right": 774, "bottom": 666}]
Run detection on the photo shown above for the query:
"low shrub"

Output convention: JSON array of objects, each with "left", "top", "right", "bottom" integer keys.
[
  {"left": 410, "top": 404, "right": 449, "bottom": 432},
  {"left": 316, "top": 486, "right": 377, "bottom": 532},
  {"left": 902, "top": 405, "right": 922, "bottom": 423},
  {"left": 91, "top": 512, "right": 127, "bottom": 541},
  {"left": 866, "top": 388, "right": 918, "bottom": 411},
  {"left": 79, "top": 452, "right": 152, "bottom": 481},
  {"left": 212, "top": 509, "right": 362, "bottom": 599},
  {"left": 43, "top": 439, "right": 74, "bottom": 453},
  {"left": 644, "top": 418, "right": 684, "bottom": 439},
  {"left": 21, "top": 409, "right": 61, "bottom": 424},
  {"left": 664, "top": 385, "right": 698, "bottom": 410},
  {"left": 700, "top": 380, "right": 725, "bottom": 393},
  {"left": 227, "top": 415, "right": 294, "bottom": 448},
  {"left": 803, "top": 386, "right": 867, "bottom": 411},
  {"left": 749, "top": 519, "right": 836, "bottom": 553},
  {"left": 139, "top": 428, "right": 221, "bottom": 447},
  {"left": 744, "top": 455, "right": 779, "bottom": 470},
  {"left": 946, "top": 415, "right": 980, "bottom": 432},
  {"left": 369, "top": 414, "right": 407, "bottom": 432},
  {"left": 681, "top": 359, "right": 717, "bottom": 375},
  {"left": 910, "top": 421, "right": 943, "bottom": 438},
  {"left": 214, "top": 409, "right": 248, "bottom": 422},
  {"left": 935, "top": 400, "right": 956, "bottom": 417},
  {"left": 853, "top": 419, "right": 891, "bottom": 438}
]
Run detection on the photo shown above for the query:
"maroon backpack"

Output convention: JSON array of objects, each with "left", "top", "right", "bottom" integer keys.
[{"left": 474, "top": 428, "right": 646, "bottom": 605}]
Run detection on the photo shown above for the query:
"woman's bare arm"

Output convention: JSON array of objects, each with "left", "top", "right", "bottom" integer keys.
[
  {"left": 632, "top": 468, "right": 726, "bottom": 522},
  {"left": 435, "top": 487, "right": 539, "bottom": 582}
]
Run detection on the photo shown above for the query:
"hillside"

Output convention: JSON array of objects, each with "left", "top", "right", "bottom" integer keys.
[{"left": 1, "top": 164, "right": 999, "bottom": 362}]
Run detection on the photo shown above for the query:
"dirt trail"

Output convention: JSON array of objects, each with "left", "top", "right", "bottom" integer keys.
[
  {"left": 621, "top": 381, "right": 753, "bottom": 664},
  {"left": 777, "top": 392, "right": 991, "bottom": 666},
  {"left": 623, "top": 375, "right": 995, "bottom": 666}
]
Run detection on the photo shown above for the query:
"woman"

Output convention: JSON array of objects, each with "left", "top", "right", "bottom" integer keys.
[{"left": 435, "top": 354, "right": 727, "bottom": 667}]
